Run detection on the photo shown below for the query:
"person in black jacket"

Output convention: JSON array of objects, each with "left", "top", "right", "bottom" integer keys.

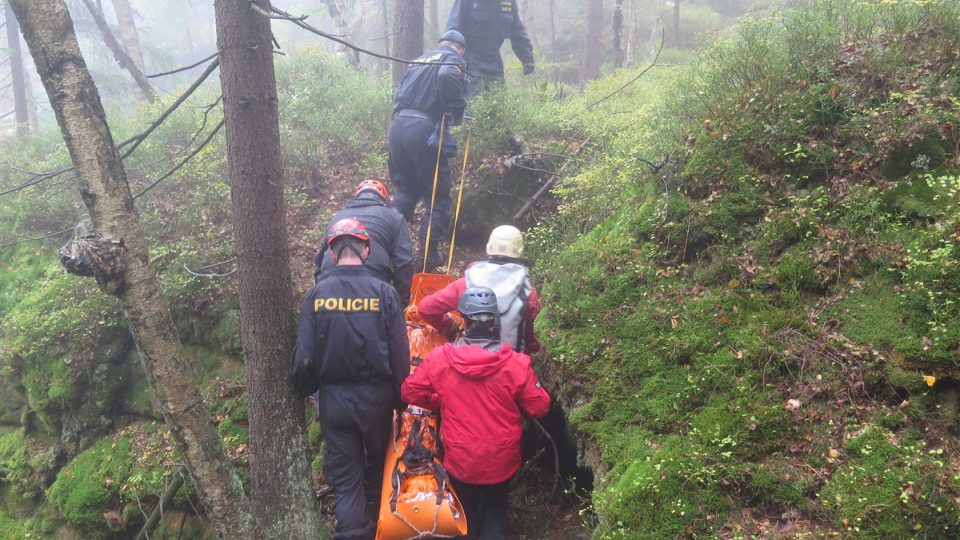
[
  {"left": 445, "top": 0, "right": 535, "bottom": 97},
  {"left": 291, "top": 218, "right": 410, "bottom": 540},
  {"left": 388, "top": 30, "right": 467, "bottom": 272},
  {"left": 314, "top": 179, "right": 414, "bottom": 305}
]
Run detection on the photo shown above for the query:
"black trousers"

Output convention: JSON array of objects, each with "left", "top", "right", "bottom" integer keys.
[
  {"left": 387, "top": 115, "right": 451, "bottom": 271},
  {"left": 318, "top": 384, "right": 394, "bottom": 540},
  {"left": 450, "top": 476, "right": 511, "bottom": 540}
]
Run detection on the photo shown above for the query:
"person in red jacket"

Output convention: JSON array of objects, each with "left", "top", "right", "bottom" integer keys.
[
  {"left": 401, "top": 286, "right": 551, "bottom": 540},
  {"left": 418, "top": 225, "right": 541, "bottom": 353}
]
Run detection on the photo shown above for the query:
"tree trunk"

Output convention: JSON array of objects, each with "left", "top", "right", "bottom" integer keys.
[
  {"left": 213, "top": 1, "right": 328, "bottom": 537},
  {"left": 522, "top": 0, "right": 537, "bottom": 49},
  {"left": 322, "top": 0, "right": 359, "bottom": 67},
  {"left": 109, "top": 0, "right": 145, "bottom": 72},
  {"left": 673, "top": 0, "right": 680, "bottom": 48},
  {"left": 79, "top": 0, "right": 155, "bottom": 103},
  {"left": 7, "top": 1, "right": 255, "bottom": 538},
  {"left": 4, "top": 0, "right": 30, "bottom": 135},
  {"left": 549, "top": 0, "right": 557, "bottom": 57},
  {"left": 612, "top": 0, "right": 624, "bottom": 69},
  {"left": 429, "top": 0, "right": 439, "bottom": 38},
  {"left": 582, "top": 0, "right": 603, "bottom": 81},
  {"left": 392, "top": 0, "right": 423, "bottom": 86}
]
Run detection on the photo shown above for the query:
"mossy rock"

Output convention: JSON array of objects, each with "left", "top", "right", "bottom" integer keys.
[
  {"left": 880, "top": 175, "right": 941, "bottom": 221},
  {"left": 879, "top": 134, "right": 947, "bottom": 180}
]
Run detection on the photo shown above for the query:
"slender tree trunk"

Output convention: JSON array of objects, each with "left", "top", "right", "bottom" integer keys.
[
  {"left": 582, "top": 0, "right": 603, "bottom": 81},
  {"left": 322, "top": 0, "right": 359, "bottom": 67},
  {"left": 549, "top": 0, "right": 557, "bottom": 57},
  {"left": 213, "top": 1, "right": 327, "bottom": 537},
  {"left": 429, "top": 0, "right": 439, "bottom": 38},
  {"left": 110, "top": 0, "right": 145, "bottom": 72},
  {"left": 79, "top": 0, "right": 156, "bottom": 103},
  {"left": 612, "top": 0, "right": 624, "bottom": 68},
  {"left": 673, "top": 0, "right": 680, "bottom": 48},
  {"left": 392, "top": 0, "right": 423, "bottom": 86},
  {"left": 4, "top": 0, "right": 29, "bottom": 135},
  {"left": 7, "top": 1, "right": 254, "bottom": 538},
  {"left": 522, "top": 0, "right": 538, "bottom": 49}
]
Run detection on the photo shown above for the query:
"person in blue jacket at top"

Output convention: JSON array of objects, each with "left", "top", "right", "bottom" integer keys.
[
  {"left": 445, "top": 0, "right": 535, "bottom": 97},
  {"left": 388, "top": 30, "right": 467, "bottom": 272}
]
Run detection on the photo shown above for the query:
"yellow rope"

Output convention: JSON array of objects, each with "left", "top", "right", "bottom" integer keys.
[
  {"left": 422, "top": 114, "right": 447, "bottom": 274},
  {"left": 447, "top": 127, "right": 472, "bottom": 270}
]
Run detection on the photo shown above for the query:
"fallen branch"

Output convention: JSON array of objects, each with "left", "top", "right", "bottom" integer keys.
[
  {"left": 135, "top": 465, "right": 187, "bottom": 540},
  {"left": 511, "top": 135, "right": 592, "bottom": 222}
]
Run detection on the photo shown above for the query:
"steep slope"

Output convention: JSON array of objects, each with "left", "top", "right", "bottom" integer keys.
[{"left": 533, "top": 1, "right": 960, "bottom": 537}]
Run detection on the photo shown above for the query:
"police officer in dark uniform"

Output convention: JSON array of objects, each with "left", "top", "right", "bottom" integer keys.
[
  {"left": 291, "top": 218, "right": 410, "bottom": 540},
  {"left": 445, "top": 0, "right": 535, "bottom": 97},
  {"left": 388, "top": 30, "right": 467, "bottom": 273},
  {"left": 314, "top": 179, "right": 414, "bottom": 306}
]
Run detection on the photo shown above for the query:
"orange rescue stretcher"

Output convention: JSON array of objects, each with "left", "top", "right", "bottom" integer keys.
[{"left": 375, "top": 272, "right": 468, "bottom": 540}]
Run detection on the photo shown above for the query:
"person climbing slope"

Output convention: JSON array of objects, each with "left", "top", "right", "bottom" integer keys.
[
  {"left": 290, "top": 218, "right": 410, "bottom": 540},
  {"left": 401, "top": 286, "right": 551, "bottom": 540},
  {"left": 418, "top": 225, "right": 541, "bottom": 353},
  {"left": 388, "top": 30, "right": 467, "bottom": 272},
  {"left": 314, "top": 179, "right": 414, "bottom": 305}
]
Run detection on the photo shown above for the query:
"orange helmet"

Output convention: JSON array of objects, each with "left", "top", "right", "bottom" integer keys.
[
  {"left": 355, "top": 179, "right": 389, "bottom": 200},
  {"left": 326, "top": 218, "right": 370, "bottom": 248}
]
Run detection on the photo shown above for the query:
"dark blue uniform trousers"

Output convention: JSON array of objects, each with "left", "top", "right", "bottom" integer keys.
[
  {"left": 319, "top": 383, "right": 394, "bottom": 540},
  {"left": 387, "top": 115, "right": 451, "bottom": 270}
]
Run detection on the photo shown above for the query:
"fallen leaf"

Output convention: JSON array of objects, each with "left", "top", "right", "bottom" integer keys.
[{"left": 923, "top": 375, "right": 936, "bottom": 387}]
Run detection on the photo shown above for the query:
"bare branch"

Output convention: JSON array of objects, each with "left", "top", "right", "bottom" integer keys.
[
  {"left": 192, "top": 257, "right": 238, "bottom": 272},
  {"left": 586, "top": 30, "right": 665, "bottom": 110},
  {"left": 147, "top": 52, "right": 219, "bottom": 78},
  {"left": 183, "top": 262, "right": 237, "bottom": 279},
  {"left": 512, "top": 135, "right": 593, "bottom": 222},
  {"left": 133, "top": 118, "right": 225, "bottom": 199},
  {"left": 263, "top": 3, "right": 466, "bottom": 68},
  {"left": 0, "top": 227, "right": 74, "bottom": 249},
  {"left": 120, "top": 58, "right": 221, "bottom": 158}
]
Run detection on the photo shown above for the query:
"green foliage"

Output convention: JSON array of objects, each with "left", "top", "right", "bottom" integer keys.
[{"left": 819, "top": 426, "right": 959, "bottom": 537}]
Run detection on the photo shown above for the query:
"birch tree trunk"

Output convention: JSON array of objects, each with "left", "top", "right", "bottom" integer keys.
[
  {"left": 7, "top": 1, "right": 255, "bottom": 538},
  {"left": 79, "top": 0, "right": 156, "bottom": 103},
  {"left": 213, "top": 0, "right": 328, "bottom": 537},
  {"left": 4, "top": 0, "right": 30, "bottom": 135},
  {"left": 322, "top": 0, "right": 359, "bottom": 67},
  {"left": 392, "top": 0, "right": 423, "bottom": 86},
  {"left": 110, "top": 0, "right": 146, "bottom": 72},
  {"left": 582, "top": 0, "right": 604, "bottom": 81}
]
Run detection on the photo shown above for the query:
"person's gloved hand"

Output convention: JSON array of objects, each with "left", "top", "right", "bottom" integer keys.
[
  {"left": 523, "top": 63, "right": 535, "bottom": 75},
  {"left": 441, "top": 313, "right": 462, "bottom": 342}
]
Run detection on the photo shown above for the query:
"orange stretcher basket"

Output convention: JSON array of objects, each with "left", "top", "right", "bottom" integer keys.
[{"left": 376, "top": 273, "right": 468, "bottom": 540}]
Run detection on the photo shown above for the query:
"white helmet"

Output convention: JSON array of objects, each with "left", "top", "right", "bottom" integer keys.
[{"left": 486, "top": 225, "right": 523, "bottom": 258}]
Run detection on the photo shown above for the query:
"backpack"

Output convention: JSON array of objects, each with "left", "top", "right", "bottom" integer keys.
[{"left": 464, "top": 261, "right": 531, "bottom": 352}]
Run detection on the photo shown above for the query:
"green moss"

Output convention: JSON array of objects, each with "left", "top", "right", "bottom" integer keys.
[
  {"left": 819, "top": 426, "right": 959, "bottom": 537},
  {"left": 774, "top": 245, "right": 824, "bottom": 293},
  {"left": 47, "top": 436, "right": 136, "bottom": 538}
]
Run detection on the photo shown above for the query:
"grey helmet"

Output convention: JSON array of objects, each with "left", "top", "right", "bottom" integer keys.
[
  {"left": 457, "top": 286, "right": 498, "bottom": 321},
  {"left": 438, "top": 30, "right": 467, "bottom": 48}
]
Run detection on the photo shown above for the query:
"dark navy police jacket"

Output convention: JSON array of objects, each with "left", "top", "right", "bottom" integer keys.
[
  {"left": 315, "top": 192, "right": 414, "bottom": 305},
  {"left": 290, "top": 265, "right": 410, "bottom": 401},
  {"left": 393, "top": 45, "right": 467, "bottom": 124},
  {"left": 445, "top": 0, "right": 534, "bottom": 80}
]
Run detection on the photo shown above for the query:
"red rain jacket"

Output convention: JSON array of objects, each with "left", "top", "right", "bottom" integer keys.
[{"left": 401, "top": 341, "right": 551, "bottom": 484}]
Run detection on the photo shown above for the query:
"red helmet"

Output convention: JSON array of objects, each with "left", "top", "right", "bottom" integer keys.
[
  {"left": 326, "top": 218, "right": 370, "bottom": 248},
  {"left": 355, "top": 179, "right": 389, "bottom": 200}
]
